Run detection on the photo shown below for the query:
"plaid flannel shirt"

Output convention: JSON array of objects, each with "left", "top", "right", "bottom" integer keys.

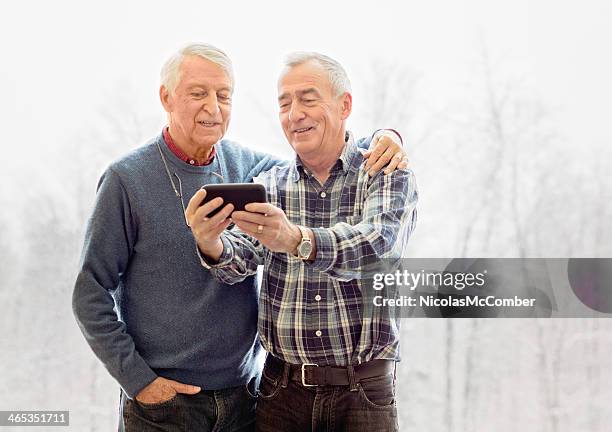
[{"left": 205, "top": 132, "right": 418, "bottom": 366}]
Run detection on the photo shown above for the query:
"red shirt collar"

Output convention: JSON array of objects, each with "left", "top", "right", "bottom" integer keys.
[{"left": 162, "top": 127, "right": 216, "bottom": 166}]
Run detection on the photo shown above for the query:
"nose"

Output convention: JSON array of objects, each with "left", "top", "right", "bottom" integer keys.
[
  {"left": 202, "top": 93, "right": 220, "bottom": 116},
  {"left": 288, "top": 102, "right": 306, "bottom": 123}
]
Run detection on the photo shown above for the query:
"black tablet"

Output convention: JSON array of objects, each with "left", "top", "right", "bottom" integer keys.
[{"left": 201, "top": 183, "right": 267, "bottom": 217}]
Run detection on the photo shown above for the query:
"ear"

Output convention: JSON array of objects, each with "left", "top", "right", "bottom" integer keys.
[
  {"left": 160, "top": 85, "right": 172, "bottom": 113},
  {"left": 339, "top": 92, "right": 352, "bottom": 120}
]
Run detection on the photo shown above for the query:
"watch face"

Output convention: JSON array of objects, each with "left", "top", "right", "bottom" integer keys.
[{"left": 298, "top": 241, "right": 313, "bottom": 258}]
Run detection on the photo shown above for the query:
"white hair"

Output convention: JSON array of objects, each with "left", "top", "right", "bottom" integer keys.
[
  {"left": 283, "top": 51, "right": 352, "bottom": 97},
  {"left": 160, "top": 43, "right": 234, "bottom": 94}
]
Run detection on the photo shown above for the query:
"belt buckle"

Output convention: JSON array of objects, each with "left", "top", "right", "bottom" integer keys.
[{"left": 301, "top": 363, "right": 318, "bottom": 387}]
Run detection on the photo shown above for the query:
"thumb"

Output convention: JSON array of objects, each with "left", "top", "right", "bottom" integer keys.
[
  {"left": 169, "top": 380, "right": 201, "bottom": 394},
  {"left": 185, "top": 188, "right": 208, "bottom": 219}
]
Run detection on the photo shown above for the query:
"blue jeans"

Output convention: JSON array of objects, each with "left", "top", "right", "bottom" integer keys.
[{"left": 119, "top": 378, "right": 258, "bottom": 432}]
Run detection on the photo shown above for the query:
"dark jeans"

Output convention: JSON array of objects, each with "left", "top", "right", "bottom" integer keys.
[
  {"left": 255, "top": 360, "right": 399, "bottom": 432},
  {"left": 119, "top": 378, "right": 258, "bottom": 432}
]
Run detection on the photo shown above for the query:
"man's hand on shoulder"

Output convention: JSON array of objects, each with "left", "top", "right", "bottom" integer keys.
[
  {"left": 135, "top": 377, "right": 201, "bottom": 405},
  {"left": 363, "top": 129, "right": 409, "bottom": 175}
]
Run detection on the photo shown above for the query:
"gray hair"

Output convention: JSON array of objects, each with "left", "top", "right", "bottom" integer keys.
[
  {"left": 160, "top": 43, "right": 234, "bottom": 94},
  {"left": 283, "top": 51, "right": 352, "bottom": 97}
]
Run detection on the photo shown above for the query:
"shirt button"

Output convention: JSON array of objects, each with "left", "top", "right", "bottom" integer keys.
[
  {"left": 320, "top": 191, "right": 327, "bottom": 198},
  {"left": 189, "top": 160, "right": 195, "bottom": 165},
  {"left": 315, "top": 330, "right": 322, "bottom": 337},
  {"left": 315, "top": 294, "right": 322, "bottom": 301}
]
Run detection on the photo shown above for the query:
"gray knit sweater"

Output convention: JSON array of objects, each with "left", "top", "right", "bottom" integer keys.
[{"left": 73, "top": 132, "right": 282, "bottom": 398}]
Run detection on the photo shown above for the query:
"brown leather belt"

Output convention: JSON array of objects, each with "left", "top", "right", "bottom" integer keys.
[{"left": 266, "top": 355, "right": 395, "bottom": 387}]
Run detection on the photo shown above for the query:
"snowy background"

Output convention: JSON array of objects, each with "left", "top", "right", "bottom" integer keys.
[{"left": 1, "top": 0, "right": 612, "bottom": 430}]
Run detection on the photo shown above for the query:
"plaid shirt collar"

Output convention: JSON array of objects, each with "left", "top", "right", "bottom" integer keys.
[{"left": 292, "top": 131, "right": 359, "bottom": 182}]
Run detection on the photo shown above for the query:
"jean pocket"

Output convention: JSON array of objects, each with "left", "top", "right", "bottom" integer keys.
[
  {"left": 135, "top": 393, "right": 179, "bottom": 410},
  {"left": 357, "top": 374, "right": 395, "bottom": 409},
  {"left": 127, "top": 393, "right": 180, "bottom": 427}
]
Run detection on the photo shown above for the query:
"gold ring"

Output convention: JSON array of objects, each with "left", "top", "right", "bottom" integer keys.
[{"left": 257, "top": 224, "right": 264, "bottom": 234}]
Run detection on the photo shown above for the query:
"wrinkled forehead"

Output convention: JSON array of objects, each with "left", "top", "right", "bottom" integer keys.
[
  {"left": 178, "top": 55, "right": 233, "bottom": 91},
  {"left": 277, "top": 61, "right": 333, "bottom": 97}
]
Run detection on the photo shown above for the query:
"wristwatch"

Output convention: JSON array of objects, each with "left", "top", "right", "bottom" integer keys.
[{"left": 294, "top": 225, "right": 313, "bottom": 260}]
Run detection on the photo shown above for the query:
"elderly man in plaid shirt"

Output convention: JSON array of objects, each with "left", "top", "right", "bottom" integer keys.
[{"left": 187, "top": 52, "right": 418, "bottom": 432}]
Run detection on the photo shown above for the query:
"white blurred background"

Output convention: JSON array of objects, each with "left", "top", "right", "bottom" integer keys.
[{"left": 1, "top": 0, "right": 612, "bottom": 430}]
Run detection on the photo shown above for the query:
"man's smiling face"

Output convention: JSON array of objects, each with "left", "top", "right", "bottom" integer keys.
[
  {"left": 277, "top": 60, "right": 350, "bottom": 159},
  {"left": 161, "top": 55, "right": 232, "bottom": 150}
]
